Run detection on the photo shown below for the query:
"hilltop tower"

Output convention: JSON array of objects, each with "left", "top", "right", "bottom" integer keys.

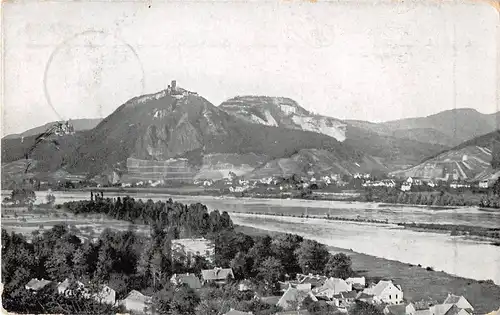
[{"left": 171, "top": 80, "right": 177, "bottom": 92}]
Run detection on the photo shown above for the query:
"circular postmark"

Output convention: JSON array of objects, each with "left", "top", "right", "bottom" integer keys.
[{"left": 43, "top": 30, "right": 145, "bottom": 120}]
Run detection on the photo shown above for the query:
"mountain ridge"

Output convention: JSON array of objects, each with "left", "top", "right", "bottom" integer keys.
[{"left": 2, "top": 86, "right": 384, "bottom": 184}]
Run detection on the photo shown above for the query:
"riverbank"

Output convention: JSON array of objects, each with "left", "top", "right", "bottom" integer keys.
[{"left": 235, "top": 224, "right": 500, "bottom": 314}]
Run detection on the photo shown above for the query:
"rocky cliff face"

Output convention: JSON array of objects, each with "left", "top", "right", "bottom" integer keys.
[{"left": 219, "top": 96, "right": 347, "bottom": 142}]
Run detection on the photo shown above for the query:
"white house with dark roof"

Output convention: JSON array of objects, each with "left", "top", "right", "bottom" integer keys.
[
  {"left": 363, "top": 280, "right": 403, "bottom": 304},
  {"left": 170, "top": 273, "right": 202, "bottom": 290},
  {"left": 118, "top": 290, "right": 152, "bottom": 314},
  {"left": 201, "top": 267, "right": 234, "bottom": 285}
]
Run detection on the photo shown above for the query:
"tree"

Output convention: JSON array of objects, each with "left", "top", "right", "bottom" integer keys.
[
  {"left": 170, "top": 284, "right": 201, "bottom": 315},
  {"left": 493, "top": 178, "right": 500, "bottom": 197},
  {"left": 10, "top": 188, "right": 36, "bottom": 205},
  {"left": 230, "top": 252, "right": 253, "bottom": 280},
  {"left": 72, "top": 247, "right": 87, "bottom": 278},
  {"left": 257, "top": 257, "right": 284, "bottom": 293},
  {"left": 324, "top": 253, "right": 354, "bottom": 279},
  {"left": 294, "top": 239, "right": 330, "bottom": 275},
  {"left": 248, "top": 235, "right": 273, "bottom": 271},
  {"left": 271, "top": 233, "right": 303, "bottom": 276},
  {"left": 46, "top": 193, "right": 56, "bottom": 205},
  {"left": 491, "top": 141, "right": 500, "bottom": 169},
  {"left": 95, "top": 244, "right": 113, "bottom": 282}
]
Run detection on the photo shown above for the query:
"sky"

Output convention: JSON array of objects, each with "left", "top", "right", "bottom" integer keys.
[{"left": 2, "top": 0, "right": 499, "bottom": 135}]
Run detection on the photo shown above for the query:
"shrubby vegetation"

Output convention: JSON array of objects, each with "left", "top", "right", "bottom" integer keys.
[
  {"left": 3, "top": 188, "right": 36, "bottom": 205},
  {"left": 2, "top": 197, "right": 354, "bottom": 314},
  {"left": 364, "top": 183, "right": 500, "bottom": 209}
]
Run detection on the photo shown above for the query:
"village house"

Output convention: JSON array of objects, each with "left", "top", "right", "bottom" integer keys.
[
  {"left": 363, "top": 179, "right": 396, "bottom": 188},
  {"left": 449, "top": 181, "right": 470, "bottom": 189},
  {"left": 25, "top": 278, "right": 52, "bottom": 292},
  {"left": 442, "top": 294, "right": 474, "bottom": 311},
  {"left": 56, "top": 279, "right": 115, "bottom": 305},
  {"left": 94, "top": 284, "right": 116, "bottom": 305},
  {"left": 277, "top": 286, "right": 318, "bottom": 311},
  {"left": 229, "top": 186, "right": 247, "bottom": 193},
  {"left": 479, "top": 179, "right": 490, "bottom": 189},
  {"left": 57, "top": 279, "right": 86, "bottom": 296},
  {"left": 363, "top": 280, "right": 404, "bottom": 304},
  {"left": 297, "top": 273, "right": 328, "bottom": 289},
  {"left": 331, "top": 290, "right": 357, "bottom": 308},
  {"left": 346, "top": 276, "right": 366, "bottom": 290},
  {"left": 201, "top": 267, "right": 235, "bottom": 285},
  {"left": 313, "top": 277, "right": 352, "bottom": 299},
  {"left": 118, "top": 290, "right": 152, "bottom": 314},
  {"left": 170, "top": 273, "right": 202, "bottom": 290},
  {"left": 401, "top": 183, "right": 412, "bottom": 192},
  {"left": 356, "top": 292, "right": 375, "bottom": 303},
  {"left": 430, "top": 304, "right": 472, "bottom": 315},
  {"left": 383, "top": 303, "right": 416, "bottom": 315},
  {"left": 406, "top": 177, "right": 424, "bottom": 186}
]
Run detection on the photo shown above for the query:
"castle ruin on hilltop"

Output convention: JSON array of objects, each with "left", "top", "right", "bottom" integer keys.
[{"left": 166, "top": 80, "right": 198, "bottom": 98}]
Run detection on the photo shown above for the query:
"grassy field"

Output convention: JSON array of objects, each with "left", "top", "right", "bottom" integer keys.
[{"left": 235, "top": 225, "right": 500, "bottom": 314}]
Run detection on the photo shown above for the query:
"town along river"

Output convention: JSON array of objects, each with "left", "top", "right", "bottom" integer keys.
[{"left": 2, "top": 190, "right": 500, "bottom": 284}]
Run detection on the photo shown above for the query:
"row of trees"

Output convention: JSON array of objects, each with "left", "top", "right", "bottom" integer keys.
[
  {"left": 365, "top": 186, "right": 500, "bottom": 208},
  {"left": 62, "top": 197, "right": 234, "bottom": 238}
]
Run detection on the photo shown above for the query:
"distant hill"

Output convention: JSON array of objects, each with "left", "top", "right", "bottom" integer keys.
[
  {"left": 1, "top": 86, "right": 386, "bottom": 183},
  {"left": 390, "top": 130, "right": 500, "bottom": 181},
  {"left": 344, "top": 125, "right": 449, "bottom": 171},
  {"left": 248, "top": 148, "right": 386, "bottom": 179},
  {"left": 220, "top": 96, "right": 448, "bottom": 171},
  {"left": 219, "top": 96, "right": 347, "bottom": 142},
  {"left": 347, "top": 108, "right": 500, "bottom": 146},
  {"left": 2, "top": 118, "right": 102, "bottom": 140}
]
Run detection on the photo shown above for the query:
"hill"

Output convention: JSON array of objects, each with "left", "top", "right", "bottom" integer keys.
[
  {"left": 348, "top": 108, "right": 500, "bottom": 146},
  {"left": 219, "top": 96, "right": 347, "bottom": 142},
  {"left": 2, "top": 85, "right": 385, "bottom": 183},
  {"left": 2, "top": 118, "right": 102, "bottom": 140},
  {"left": 390, "top": 130, "right": 500, "bottom": 181},
  {"left": 220, "top": 96, "right": 448, "bottom": 171},
  {"left": 344, "top": 125, "right": 449, "bottom": 171},
  {"left": 248, "top": 148, "right": 385, "bottom": 179}
]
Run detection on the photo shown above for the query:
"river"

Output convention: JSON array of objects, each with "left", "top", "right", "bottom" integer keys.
[{"left": 2, "top": 190, "right": 500, "bottom": 284}]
